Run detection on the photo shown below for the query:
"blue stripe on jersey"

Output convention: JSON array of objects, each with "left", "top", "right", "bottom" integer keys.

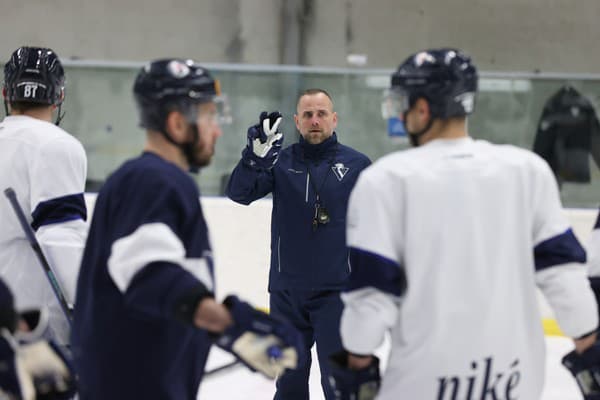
[
  {"left": 31, "top": 193, "right": 87, "bottom": 231},
  {"left": 594, "top": 210, "right": 600, "bottom": 229},
  {"left": 346, "top": 247, "right": 406, "bottom": 296},
  {"left": 534, "top": 228, "right": 586, "bottom": 270}
]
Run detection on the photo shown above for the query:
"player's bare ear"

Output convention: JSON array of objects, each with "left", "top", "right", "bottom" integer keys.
[
  {"left": 165, "top": 111, "right": 188, "bottom": 144},
  {"left": 414, "top": 98, "right": 430, "bottom": 119},
  {"left": 293, "top": 113, "right": 300, "bottom": 130}
]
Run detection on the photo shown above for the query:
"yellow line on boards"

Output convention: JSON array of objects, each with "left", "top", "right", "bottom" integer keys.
[
  {"left": 260, "top": 308, "right": 565, "bottom": 337},
  {"left": 543, "top": 319, "right": 565, "bottom": 336}
]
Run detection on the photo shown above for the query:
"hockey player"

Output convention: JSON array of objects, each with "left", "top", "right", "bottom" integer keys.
[
  {"left": 226, "top": 89, "right": 371, "bottom": 399},
  {"left": 71, "top": 59, "right": 304, "bottom": 400},
  {"left": 328, "top": 48, "right": 600, "bottom": 399},
  {"left": 0, "top": 277, "right": 76, "bottom": 399},
  {"left": 0, "top": 47, "right": 87, "bottom": 345}
]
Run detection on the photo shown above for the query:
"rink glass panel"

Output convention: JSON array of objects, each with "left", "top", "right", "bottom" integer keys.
[{"left": 53, "top": 63, "right": 600, "bottom": 207}]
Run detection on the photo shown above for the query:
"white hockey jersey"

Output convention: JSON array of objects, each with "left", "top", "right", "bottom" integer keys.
[
  {"left": 0, "top": 115, "right": 87, "bottom": 344},
  {"left": 342, "top": 137, "right": 597, "bottom": 399}
]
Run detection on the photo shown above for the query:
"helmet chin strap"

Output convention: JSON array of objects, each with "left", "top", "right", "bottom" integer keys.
[
  {"left": 159, "top": 122, "right": 202, "bottom": 173},
  {"left": 55, "top": 104, "right": 65, "bottom": 126},
  {"left": 182, "top": 123, "right": 201, "bottom": 173},
  {"left": 405, "top": 111, "right": 434, "bottom": 147}
]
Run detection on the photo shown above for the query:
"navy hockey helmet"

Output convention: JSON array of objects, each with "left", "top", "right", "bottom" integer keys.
[
  {"left": 3, "top": 47, "right": 65, "bottom": 107},
  {"left": 383, "top": 48, "right": 478, "bottom": 121},
  {"left": 133, "top": 59, "right": 231, "bottom": 133}
]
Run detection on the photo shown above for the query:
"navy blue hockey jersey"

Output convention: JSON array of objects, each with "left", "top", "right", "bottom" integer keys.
[
  {"left": 227, "top": 133, "right": 371, "bottom": 291},
  {"left": 72, "top": 152, "right": 215, "bottom": 400}
]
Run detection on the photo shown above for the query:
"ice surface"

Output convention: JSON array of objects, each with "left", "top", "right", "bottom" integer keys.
[{"left": 198, "top": 336, "right": 582, "bottom": 399}]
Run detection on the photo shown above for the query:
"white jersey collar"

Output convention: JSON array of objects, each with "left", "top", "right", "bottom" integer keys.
[{"left": 422, "top": 136, "right": 473, "bottom": 148}]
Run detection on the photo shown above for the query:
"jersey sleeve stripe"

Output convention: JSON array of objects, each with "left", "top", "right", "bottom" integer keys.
[
  {"left": 534, "top": 228, "right": 586, "bottom": 271},
  {"left": 594, "top": 209, "right": 600, "bottom": 229},
  {"left": 346, "top": 247, "right": 406, "bottom": 297},
  {"left": 107, "top": 222, "right": 214, "bottom": 293},
  {"left": 31, "top": 193, "right": 87, "bottom": 230}
]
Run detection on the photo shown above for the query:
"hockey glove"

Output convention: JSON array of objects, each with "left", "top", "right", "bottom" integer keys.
[
  {"left": 0, "top": 331, "right": 76, "bottom": 400},
  {"left": 15, "top": 308, "right": 51, "bottom": 344},
  {"left": 562, "top": 340, "right": 600, "bottom": 399},
  {"left": 242, "top": 111, "right": 284, "bottom": 170},
  {"left": 214, "top": 295, "right": 304, "bottom": 379},
  {"left": 328, "top": 351, "right": 381, "bottom": 400}
]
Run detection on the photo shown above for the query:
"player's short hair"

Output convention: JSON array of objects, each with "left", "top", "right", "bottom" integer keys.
[
  {"left": 296, "top": 88, "right": 334, "bottom": 109},
  {"left": 8, "top": 101, "right": 50, "bottom": 113}
]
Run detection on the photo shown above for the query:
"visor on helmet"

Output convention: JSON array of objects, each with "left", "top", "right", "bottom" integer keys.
[{"left": 381, "top": 88, "right": 411, "bottom": 120}]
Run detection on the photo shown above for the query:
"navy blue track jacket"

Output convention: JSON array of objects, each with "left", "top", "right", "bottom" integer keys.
[
  {"left": 72, "top": 152, "right": 215, "bottom": 400},
  {"left": 227, "top": 133, "right": 371, "bottom": 291}
]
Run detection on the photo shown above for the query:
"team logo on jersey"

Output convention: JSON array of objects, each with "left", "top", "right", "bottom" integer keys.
[{"left": 331, "top": 163, "right": 349, "bottom": 181}]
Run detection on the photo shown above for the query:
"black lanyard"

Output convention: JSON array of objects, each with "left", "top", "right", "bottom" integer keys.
[
  {"left": 304, "top": 143, "right": 338, "bottom": 202},
  {"left": 304, "top": 144, "right": 338, "bottom": 230},
  {"left": 306, "top": 165, "right": 329, "bottom": 204}
]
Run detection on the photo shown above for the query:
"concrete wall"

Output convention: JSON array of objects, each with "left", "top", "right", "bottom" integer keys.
[
  {"left": 2, "top": 0, "right": 281, "bottom": 64},
  {"left": 2, "top": 0, "right": 600, "bottom": 72},
  {"left": 340, "top": 0, "right": 600, "bottom": 72}
]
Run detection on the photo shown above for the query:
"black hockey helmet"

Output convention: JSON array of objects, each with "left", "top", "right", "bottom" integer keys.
[
  {"left": 3, "top": 46, "right": 65, "bottom": 107},
  {"left": 133, "top": 58, "right": 230, "bottom": 133},
  {"left": 383, "top": 48, "right": 478, "bottom": 121}
]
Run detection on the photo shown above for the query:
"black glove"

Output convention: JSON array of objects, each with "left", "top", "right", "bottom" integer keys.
[
  {"left": 0, "top": 331, "right": 76, "bottom": 400},
  {"left": 214, "top": 296, "right": 305, "bottom": 379},
  {"left": 242, "top": 111, "right": 284, "bottom": 170},
  {"left": 328, "top": 351, "right": 381, "bottom": 400},
  {"left": 16, "top": 308, "right": 51, "bottom": 344},
  {"left": 562, "top": 340, "right": 600, "bottom": 399}
]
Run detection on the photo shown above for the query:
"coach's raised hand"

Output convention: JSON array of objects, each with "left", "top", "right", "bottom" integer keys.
[{"left": 242, "top": 111, "right": 284, "bottom": 170}]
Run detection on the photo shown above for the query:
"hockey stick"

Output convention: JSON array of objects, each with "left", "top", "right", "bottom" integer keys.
[
  {"left": 204, "top": 359, "right": 242, "bottom": 377},
  {"left": 3, "top": 187, "right": 73, "bottom": 324}
]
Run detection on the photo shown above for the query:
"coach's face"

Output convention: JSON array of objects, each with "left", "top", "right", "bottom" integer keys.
[{"left": 294, "top": 93, "right": 337, "bottom": 145}]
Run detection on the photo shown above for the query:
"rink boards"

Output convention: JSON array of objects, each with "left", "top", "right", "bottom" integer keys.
[{"left": 84, "top": 194, "right": 597, "bottom": 336}]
